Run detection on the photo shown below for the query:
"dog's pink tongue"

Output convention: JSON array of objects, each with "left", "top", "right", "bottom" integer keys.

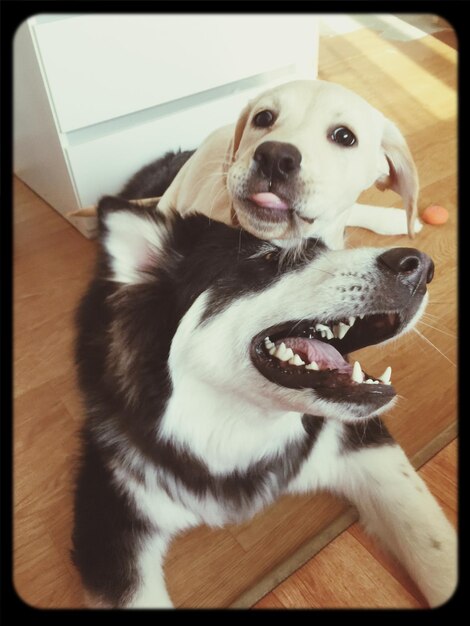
[
  {"left": 250, "top": 192, "right": 289, "bottom": 211},
  {"left": 282, "top": 338, "right": 352, "bottom": 373}
]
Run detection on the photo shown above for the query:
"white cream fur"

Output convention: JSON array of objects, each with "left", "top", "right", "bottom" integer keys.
[{"left": 158, "top": 80, "right": 421, "bottom": 247}]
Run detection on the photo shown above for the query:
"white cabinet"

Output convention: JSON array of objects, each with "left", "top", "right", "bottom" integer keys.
[{"left": 14, "top": 14, "right": 318, "bottom": 237}]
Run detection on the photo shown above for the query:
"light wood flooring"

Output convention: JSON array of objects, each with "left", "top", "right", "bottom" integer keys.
[{"left": 14, "top": 20, "right": 457, "bottom": 608}]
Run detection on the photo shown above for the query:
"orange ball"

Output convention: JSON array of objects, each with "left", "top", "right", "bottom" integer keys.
[{"left": 422, "top": 204, "right": 449, "bottom": 225}]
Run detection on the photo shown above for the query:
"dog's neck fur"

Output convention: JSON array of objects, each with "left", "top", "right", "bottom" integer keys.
[{"left": 158, "top": 376, "right": 308, "bottom": 475}]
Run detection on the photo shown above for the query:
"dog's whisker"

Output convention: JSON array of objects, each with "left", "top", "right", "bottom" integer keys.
[
  {"left": 237, "top": 227, "right": 243, "bottom": 258},
  {"left": 417, "top": 320, "right": 456, "bottom": 338},
  {"left": 412, "top": 328, "right": 456, "bottom": 367},
  {"left": 421, "top": 312, "right": 442, "bottom": 321},
  {"left": 286, "top": 316, "right": 312, "bottom": 334},
  {"left": 206, "top": 185, "right": 227, "bottom": 220},
  {"left": 200, "top": 155, "right": 232, "bottom": 165}
]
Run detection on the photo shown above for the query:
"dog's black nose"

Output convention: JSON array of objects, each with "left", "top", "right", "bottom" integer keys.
[
  {"left": 253, "top": 141, "right": 302, "bottom": 181},
  {"left": 378, "top": 247, "right": 434, "bottom": 292}
]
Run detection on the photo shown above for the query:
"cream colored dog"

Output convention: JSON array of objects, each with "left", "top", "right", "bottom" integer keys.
[
  {"left": 158, "top": 79, "right": 421, "bottom": 249},
  {"left": 77, "top": 79, "right": 423, "bottom": 249}
]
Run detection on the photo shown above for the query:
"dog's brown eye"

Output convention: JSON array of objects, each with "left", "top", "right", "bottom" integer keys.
[
  {"left": 330, "top": 126, "right": 357, "bottom": 147},
  {"left": 253, "top": 110, "right": 275, "bottom": 128}
]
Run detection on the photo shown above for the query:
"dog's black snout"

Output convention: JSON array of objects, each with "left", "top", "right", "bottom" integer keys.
[
  {"left": 378, "top": 247, "right": 434, "bottom": 291},
  {"left": 254, "top": 141, "right": 302, "bottom": 180}
]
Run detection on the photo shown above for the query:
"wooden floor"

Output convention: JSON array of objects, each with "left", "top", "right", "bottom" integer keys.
[{"left": 14, "top": 21, "right": 457, "bottom": 609}]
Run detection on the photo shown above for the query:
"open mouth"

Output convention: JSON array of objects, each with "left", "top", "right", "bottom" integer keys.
[{"left": 250, "top": 312, "right": 403, "bottom": 400}]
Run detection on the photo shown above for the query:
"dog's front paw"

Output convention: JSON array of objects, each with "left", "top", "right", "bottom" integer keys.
[{"left": 421, "top": 531, "right": 458, "bottom": 608}]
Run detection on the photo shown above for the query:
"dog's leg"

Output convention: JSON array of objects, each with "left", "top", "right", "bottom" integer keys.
[
  {"left": 335, "top": 442, "right": 457, "bottom": 607},
  {"left": 347, "top": 203, "right": 423, "bottom": 236},
  {"left": 125, "top": 533, "right": 174, "bottom": 608}
]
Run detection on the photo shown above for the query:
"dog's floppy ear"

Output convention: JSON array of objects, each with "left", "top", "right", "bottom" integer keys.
[
  {"left": 227, "top": 102, "right": 252, "bottom": 163},
  {"left": 375, "top": 120, "right": 419, "bottom": 238},
  {"left": 98, "top": 196, "right": 169, "bottom": 284}
]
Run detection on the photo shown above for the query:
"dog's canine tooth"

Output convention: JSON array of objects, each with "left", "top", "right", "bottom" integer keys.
[
  {"left": 337, "top": 322, "right": 350, "bottom": 340},
  {"left": 289, "top": 354, "right": 305, "bottom": 366},
  {"left": 348, "top": 316, "right": 356, "bottom": 327},
  {"left": 305, "top": 361, "right": 319, "bottom": 370},
  {"left": 351, "top": 361, "right": 363, "bottom": 383},
  {"left": 378, "top": 366, "right": 392, "bottom": 384}
]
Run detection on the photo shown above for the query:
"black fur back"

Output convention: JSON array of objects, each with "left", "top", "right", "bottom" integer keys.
[{"left": 119, "top": 149, "right": 195, "bottom": 200}]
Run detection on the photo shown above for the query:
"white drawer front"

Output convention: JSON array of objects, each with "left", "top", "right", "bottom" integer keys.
[
  {"left": 66, "top": 82, "right": 290, "bottom": 207},
  {"left": 33, "top": 14, "right": 318, "bottom": 132}
]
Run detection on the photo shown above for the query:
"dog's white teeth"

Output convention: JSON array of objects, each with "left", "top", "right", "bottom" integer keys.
[
  {"left": 264, "top": 337, "right": 275, "bottom": 350},
  {"left": 271, "top": 342, "right": 284, "bottom": 358},
  {"left": 337, "top": 322, "right": 350, "bottom": 340},
  {"left": 283, "top": 348, "right": 294, "bottom": 361},
  {"left": 289, "top": 354, "right": 305, "bottom": 366},
  {"left": 305, "top": 361, "right": 319, "bottom": 370},
  {"left": 348, "top": 316, "right": 356, "bottom": 327},
  {"left": 365, "top": 378, "right": 374, "bottom": 384},
  {"left": 274, "top": 344, "right": 294, "bottom": 362},
  {"left": 359, "top": 314, "right": 365, "bottom": 320},
  {"left": 316, "top": 323, "right": 334, "bottom": 340},
  {"left": 351, "top": 361, "right": 364, "bottom": 384},
  {"left": 378, "top": 366, "right": 392, "bottom": 385}
]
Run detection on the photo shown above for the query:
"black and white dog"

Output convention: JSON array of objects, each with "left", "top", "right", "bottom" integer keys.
[{"left": 72, "top": 194, "right": 456, "bottom": 608}]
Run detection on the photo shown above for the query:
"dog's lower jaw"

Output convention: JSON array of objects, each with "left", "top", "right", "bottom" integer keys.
[
  {"left": 234, "top": 204, "right": 294, "bottom": 240},
  {"left": 233, "top": 198, "right": 352, "bottom": 249}
]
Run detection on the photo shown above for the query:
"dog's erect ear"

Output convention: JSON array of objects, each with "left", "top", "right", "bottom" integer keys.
[
  {"left": 375, "top": 120, "right": 419, "bottom": 238},
  {"left": 227, "top": 101, "right": 252, "bottom": 163},
  {"left": 98, "top": 196, "right": 169, "bottom": 284}
]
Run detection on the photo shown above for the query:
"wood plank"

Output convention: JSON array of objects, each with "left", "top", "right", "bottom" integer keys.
[{"left": 258, "top": 532, "right": 421, "bottom": 609}]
